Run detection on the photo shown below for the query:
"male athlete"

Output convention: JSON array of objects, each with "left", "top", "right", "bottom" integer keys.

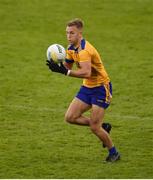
[{"left": 46, "top": 18, "right": 120, "bottom": 162}]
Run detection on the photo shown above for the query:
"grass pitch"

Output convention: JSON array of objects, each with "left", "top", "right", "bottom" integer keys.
[{"left": 0, "top": 0, "right": 153, "bottom": 178}]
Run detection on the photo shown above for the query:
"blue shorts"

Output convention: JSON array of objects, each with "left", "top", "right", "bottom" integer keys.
[{"left": 76, "top": 82, "right": 112, "bottom": 109}]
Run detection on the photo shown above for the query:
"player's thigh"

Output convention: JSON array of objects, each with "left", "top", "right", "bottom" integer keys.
[
  {"left": 90, "top": 104, "right": 105, "bottom": 125},
  {"left": 65, "top": 97, "right": 91, "bottom": 119}
]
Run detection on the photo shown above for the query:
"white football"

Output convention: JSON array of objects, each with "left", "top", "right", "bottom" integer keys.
[{"left": 46, "top": 44, "right": 66, "bottom": 63}]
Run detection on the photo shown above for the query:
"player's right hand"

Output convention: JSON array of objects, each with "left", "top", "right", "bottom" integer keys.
[{"left": 46, "top": 59, "right": 68, "bottom": 75}]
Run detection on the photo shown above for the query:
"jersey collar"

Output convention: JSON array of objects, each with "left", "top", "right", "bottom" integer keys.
[{"left": 68, "top": 39, "right": 86, "bottom": 51}]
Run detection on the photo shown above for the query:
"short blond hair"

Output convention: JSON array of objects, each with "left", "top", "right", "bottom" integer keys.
[{"left": 67, "top": 18, "right": 84, "bottom": 30}]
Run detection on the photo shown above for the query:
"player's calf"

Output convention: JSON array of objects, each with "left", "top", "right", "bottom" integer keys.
[{"left": 102, "top": 122, "right": 112, "bottom": 148}]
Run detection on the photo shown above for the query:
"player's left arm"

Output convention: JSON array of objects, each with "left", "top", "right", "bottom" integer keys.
[
  {"left": 46, "top": 50, "right": 91, "bottom": 77},
  {"left": 68, "top": 50, "right": 91, "bottom": 78},
  {"left": 68, "top": 60, "right": 91, "bottom": 78}
]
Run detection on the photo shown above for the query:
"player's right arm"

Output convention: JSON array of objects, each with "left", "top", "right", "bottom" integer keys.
[
  {"left": 64, "top": 61, "right": 73, "bottom": 70},
  {"left": 64, "top": 50, "right": 74, "bottom": 70}
]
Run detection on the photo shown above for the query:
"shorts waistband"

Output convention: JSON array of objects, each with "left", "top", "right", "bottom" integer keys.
[{"left": 82, "top": 82, "right": 111, "bottom": 89}]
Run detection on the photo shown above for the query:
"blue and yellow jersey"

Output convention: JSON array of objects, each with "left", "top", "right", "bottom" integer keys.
[{"left": 65, "top": 39, "right": 110, "bottom": 88}]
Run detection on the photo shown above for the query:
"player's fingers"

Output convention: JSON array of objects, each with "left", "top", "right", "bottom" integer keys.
[
  {"left": 50, "top": 59, "right": 55, "bottom": 64},
  {"left": 46, "top": 60, "right": 50, "bottom": 64}
]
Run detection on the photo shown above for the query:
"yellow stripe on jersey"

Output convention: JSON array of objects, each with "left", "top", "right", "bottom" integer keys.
[
  {"left": 66, "top": 39, "right": 110, "bottom": 87},
  {"left": 104, "top": 84, "right": 112, "bottom": 103}
]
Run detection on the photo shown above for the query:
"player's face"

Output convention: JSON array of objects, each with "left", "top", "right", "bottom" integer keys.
[{"left": 66, "top": 26, "right": 82, "bottom": 46}]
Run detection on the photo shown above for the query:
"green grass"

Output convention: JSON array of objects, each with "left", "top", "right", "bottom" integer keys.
[{"left": 0, "top": 0, "right": 153, "bottom": 178}]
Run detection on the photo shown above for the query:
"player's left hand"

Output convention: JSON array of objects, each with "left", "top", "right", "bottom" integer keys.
[{"left": 46, "top": 59, "right": 68, "bottom": 75}]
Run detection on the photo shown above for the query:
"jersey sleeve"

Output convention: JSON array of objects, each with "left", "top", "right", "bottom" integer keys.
[
  {"left": 65, "top": 50, "right": 74, "bottom": 63},
  {"left": 79, "top": 50, "right": 91, "bottom": 62}
]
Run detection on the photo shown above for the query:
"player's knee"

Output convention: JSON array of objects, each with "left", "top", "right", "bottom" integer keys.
[
  {"left": 64, "top": 112, "right": 71, "bottom": 123},
  {"left": 65, "top": 112, "right": 76, "bottom": 124}
]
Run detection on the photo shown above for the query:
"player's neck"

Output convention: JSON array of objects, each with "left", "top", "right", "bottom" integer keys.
[{"left": 74, "top": 37, "right": 83, "bottom": 48}]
